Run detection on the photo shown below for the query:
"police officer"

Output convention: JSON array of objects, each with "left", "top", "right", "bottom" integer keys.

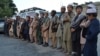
[
  {"left": 32, "top": 14, "right": 39, "bottom": 44},
  {"left": 22, "top": 16, "right": 30, "bottom": 41},
  {"left": 29, "top": 16, "right": 34, "bottom": 43},
  {"left": 42, "top": 11, "right": 50, "bottom": 47},
  {"left": 13, "top": 16, "right": 20, "bottom": 38},
  {"left": 37, "top": 12, "right": 44, "bottom": 45},
  {"left": 50, "top": 10, "right": 58, "bottom": 48}
]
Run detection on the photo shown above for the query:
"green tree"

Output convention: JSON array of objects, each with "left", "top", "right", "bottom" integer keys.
[{"left": 0, "top": 0, "right": 18, "bottom": 18}]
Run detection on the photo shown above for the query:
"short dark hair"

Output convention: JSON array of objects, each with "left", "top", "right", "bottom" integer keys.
[
  {"left": 67, "top": 5, "right": 73, "bottom": 9},
  {"left": 51, "top": 10, "right": 56, "bottom": 14},
  {"left": 76, "top": 5, "right": 83, "bottom": 10}
]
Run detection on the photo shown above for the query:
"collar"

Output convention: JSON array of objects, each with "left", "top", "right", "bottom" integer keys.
[{"left": 76, "top": 13, "right": 83, "bottom": 17}]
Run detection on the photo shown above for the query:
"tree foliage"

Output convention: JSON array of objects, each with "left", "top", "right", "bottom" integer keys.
[{"left": 0, "top": 0, "right": 18, "bottom": 18}]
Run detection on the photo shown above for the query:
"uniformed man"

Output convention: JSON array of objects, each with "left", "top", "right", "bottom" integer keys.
[
  {"left": 4, "top": 18, "right": 8, "bottom": 35},
  {"left": 17, "top": 17, "right": 21, "bottom": 38},
  {"left": 42, "top": 11, "right": 50, "bottom": 47},
  {"left": 32, "top": 15, "right": 39, "bottom": 44},
  {"left": 21, "top": 19, "right": 25, "bottom": 40},
  {"left": 37, "top": 12, "right": 44, "bottom": 45},
  {"left": 22, "top": 16, "right": 30, "bottom": 41},
  {"left": 13, "top": 16, "right": 20, "bottom": 38},
  {"left": 29, "top": 16, "right": 34, "bottom": 43},
  {"left": 50, "top": 10, "right": 58, "bottom": 48},
  {"left": 19, "top": 18, "right": 24, "bottom": 39}
]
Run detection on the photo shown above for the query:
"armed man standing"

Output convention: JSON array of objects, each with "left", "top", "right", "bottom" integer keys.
[
  {"left": 50, "top": 10, "right": 58, "bottom": 48},
  {"left": 42, "top": 11, "right": 50, "bottom": 47},
  {"left": 37, "top": 12, "right": 44, "bottom": 45}
]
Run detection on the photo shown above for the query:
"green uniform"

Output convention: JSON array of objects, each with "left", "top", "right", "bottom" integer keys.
[{"left": 37, "top": 17, "right": 44, "bottom": 44}]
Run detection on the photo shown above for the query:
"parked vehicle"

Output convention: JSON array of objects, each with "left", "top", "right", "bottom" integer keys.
[{"left": 0, "top": 20, "right": 5, "bottom": 32}]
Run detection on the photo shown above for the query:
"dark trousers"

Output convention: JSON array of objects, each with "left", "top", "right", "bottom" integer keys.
[
  {"left": 23, "top": 34, "right": 30, "bottom": 41},
  {"left": 71, "top": 30, "right": 81, "bottom": 56},
  {"left": 13, "top": 29, "right": 17, "bottom": 37},
  {"left": 6, "top": 28, "right": 9, "bottom": 36},
  {"left": 37, "top": 31, "right": 43, "bottom": 44},
  {"left": 72, "top": 41, "right": 81, "bottom": 56}
]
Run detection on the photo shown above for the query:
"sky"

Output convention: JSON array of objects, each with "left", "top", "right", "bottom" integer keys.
[{"left": 13, "top": 0, "right": 99, "bottom": 12}]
